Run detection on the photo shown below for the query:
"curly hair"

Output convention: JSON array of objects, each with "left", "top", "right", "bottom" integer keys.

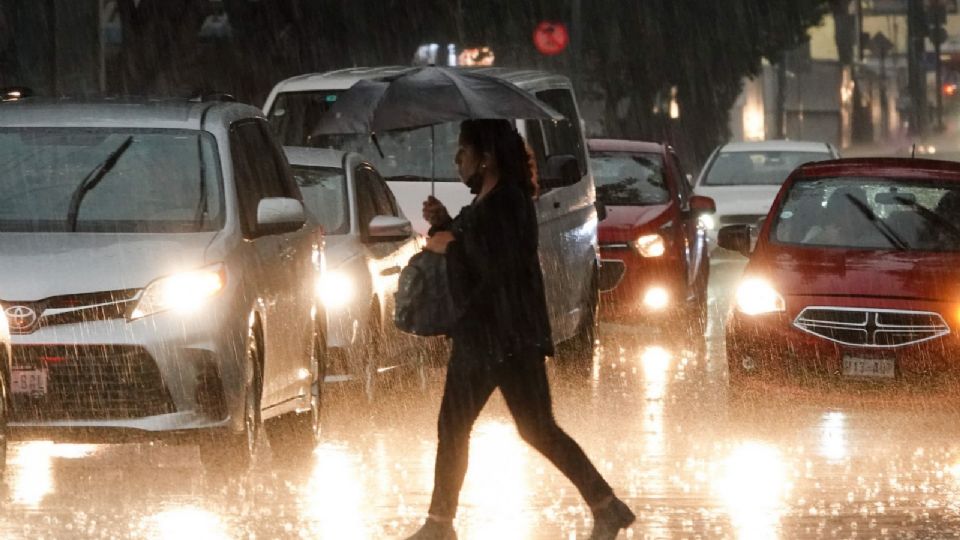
[{"left": 459, "top": 119, "right": 536, "bottom": 198}]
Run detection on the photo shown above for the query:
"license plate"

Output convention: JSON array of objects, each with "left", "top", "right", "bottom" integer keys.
[
  {"left": 842, "top": 356, "right": 895, "bottom": 379},
  {"left": 11, "top": 368, "right": 48, "bottom": 396}
]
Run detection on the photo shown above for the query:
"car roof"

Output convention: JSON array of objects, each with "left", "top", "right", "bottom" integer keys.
[
  {"left": 270, "top": 66, "right": 572, "bottom": 94},
  {"left": 793, "top": 157, "right": 960, "bottom": 180},
  {"left": 283, "top": 146, "right": 349, "bottom": 168},
  {"left": 587, "top": 139, "right": 665, "bottom": 154},
  {"left": 0, "top": 98, "right": 263, "bottom": 129},
  {"left": 718, "top": 140, "right": 833, "bottom": 153}
]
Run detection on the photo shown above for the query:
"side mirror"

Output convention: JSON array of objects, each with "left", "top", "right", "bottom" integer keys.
[
  {"left": 368, "top": 215, "right": 412, "bottom": 241},
  {"left": 595, "top": 200, "right": 608, "bottom": 221},
  {"left": 717, "top": 224, "right": 752, "bottom": 256},
  {"left": 689, "top": 195, "right": 716, "bottom": 215},
  {"left": 541, "top": 154, "right": 580, "bottom": 189},
  {"left": 256, "top": 197, "right": 306, "bottom": 236}
]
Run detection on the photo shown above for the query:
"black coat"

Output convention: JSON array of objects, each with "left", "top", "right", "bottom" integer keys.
[{"left": 438, "top": 181, "right": 555, "bottom": 361}]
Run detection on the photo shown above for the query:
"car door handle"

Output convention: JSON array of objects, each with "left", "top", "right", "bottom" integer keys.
[{"left": 380, "top": 265, "right": 401, "bottom": 276}]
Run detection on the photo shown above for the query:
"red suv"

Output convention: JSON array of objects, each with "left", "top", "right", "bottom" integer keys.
[
  {"left": 589, "top": 139, "right": 716, "bottom": 328},
  {"left": 720, "top": 158, "right": 960, "bottom": 386}
]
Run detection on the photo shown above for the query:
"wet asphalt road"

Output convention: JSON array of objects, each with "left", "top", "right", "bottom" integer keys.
[{"left": 4, "top": 257, "right": 960, "bottom": 539}]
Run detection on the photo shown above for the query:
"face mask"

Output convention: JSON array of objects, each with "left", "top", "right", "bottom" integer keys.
[{"left": 465, "top": 163, "right": 484, "bottom": 195}]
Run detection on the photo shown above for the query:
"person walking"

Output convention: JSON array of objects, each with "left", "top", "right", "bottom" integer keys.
[{"left": 406, "top": 119, "right": 634, "bottom": 540}]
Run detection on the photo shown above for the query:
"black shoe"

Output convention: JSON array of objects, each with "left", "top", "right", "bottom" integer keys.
[
  {"left": 405, "top": 519, "right": 457, "bottom": 540},
  {"left": 589, "top": 497, "right": 636, "bottom": 540}
]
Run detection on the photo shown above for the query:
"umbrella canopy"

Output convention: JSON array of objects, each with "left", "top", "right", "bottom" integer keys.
[{"left": 312, "top": 66, "right": 564, "bottom": 136}]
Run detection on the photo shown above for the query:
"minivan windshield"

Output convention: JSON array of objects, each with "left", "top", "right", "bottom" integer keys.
[
  {"left": 703, "top": 150, "right": 831, "bottom": 186},
  {"left": 290, "top": 165, "right": 350, "bottom": 234},
  {"left": 269, "top": 91, "right": 460, "bottom": 181},
  {"left": 772, "top": 177, "right": 960, "bottom": 252},
  {"left": 0, "top": 128, "right": 223, "bottom": 233},
  {"left": 590, "top": 152, "right": 669, "bottom": 205}
]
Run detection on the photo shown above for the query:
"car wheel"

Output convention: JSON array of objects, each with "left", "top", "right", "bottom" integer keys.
[
  {"left": 267, "top": 322, "right": 325, "bottom": 464},
  {"left": 360, "top": 311, "right": 384, "bottom": 403},
  {"left": 685, "top": 262, "right": 710, "bottom": 336},
  {"left": 0, "top": 369, "right": 8, "bottom": 476},
  {"left": 556, "top": 267, "right": 599, "bottom": 368},
  {"left": 200, "top": 323, "right": 262, "bottom": 475}
]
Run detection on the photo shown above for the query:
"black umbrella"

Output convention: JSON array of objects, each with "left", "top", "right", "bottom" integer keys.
[
  {"left": 312, "top": 67, "right": 564, "bottom": 195},
  {"left": 312, "top": 66, "right": 564, "bottom": 135}
]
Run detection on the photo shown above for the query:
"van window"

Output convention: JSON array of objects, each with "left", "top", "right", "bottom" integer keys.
[
  {"left": 268, "top": 91, "right": 343, "bottom": 146},
  {"left": 535, "top": 89, "right": 586, "bottom": 176},
  {"left": 313, "top": 123, "right": 460, "bottom": 182}
]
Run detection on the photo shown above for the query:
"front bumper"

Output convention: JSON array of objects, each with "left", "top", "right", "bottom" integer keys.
[
  {"left": 726, "top": 301, "right": 960, "bottom": 384},
  {"left": 599, "top": 246, "right": 686, "bottom": 319},
  {"left": 7, "top": 299, "right": 247, "bottom": 440}
]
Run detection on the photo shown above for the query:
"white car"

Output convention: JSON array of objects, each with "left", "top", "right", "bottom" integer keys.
[
  {"left": 266, "top": 67, "right": 602, "bottom": 364},
  {"left": 0, "top": 99, "right": 324, "bottom": 472},
  {"left": 694, "top": 140, "right": 839, "bottom": 251},
  {"left": 285, "top": 147, "right": 423, "bottom": 400}
]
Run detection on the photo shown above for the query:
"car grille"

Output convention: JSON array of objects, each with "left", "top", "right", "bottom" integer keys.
[
  {"left": 1, "top": 289, "right": 140, "bottom": 335},
  {"left": 10, "top": 345, "right": 175, "bottom": 421},
  {"left": 793, "top": 307, "right": 951, "bottom": 348}
]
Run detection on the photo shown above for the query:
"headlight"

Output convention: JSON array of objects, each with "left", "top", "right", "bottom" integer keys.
[
  {"left": 317, "top": 270, "right": 354, "bottom": 308},
  {"left": 643, "top": 286, "right": 670, "bottom": 310},
  {"left": 634, "top": 234, "right": 665, "bottom": 257},
  {"left": 130, "top": 265, "right": 225, "bottom": 319},
  {"left": 735, "top": 278, "right": 786, "bottom": 315},
  {"left": 699, "top": 214, "right": 716, "bottom": 230}
]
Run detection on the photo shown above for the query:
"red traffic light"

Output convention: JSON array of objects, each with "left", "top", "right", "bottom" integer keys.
[{"left": 533, "top": 21, "right": 570, "bottom": 56}]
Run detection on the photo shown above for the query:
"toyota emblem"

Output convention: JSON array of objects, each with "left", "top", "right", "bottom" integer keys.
[{"left": 4, "top": 305, "right": 38, "bottom": 332}]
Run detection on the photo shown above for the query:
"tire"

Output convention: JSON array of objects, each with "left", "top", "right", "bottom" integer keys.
[
  {"left": 685, "top": 262, "right": 710, "bottom": 337},
  {"left": 267, "top": 322, "right": 325, "bottom": 464},
  {"left": 556, "top": 267, "right": 599, "bottom": 368},
  {"left": 360, "top": 309, "right": 384, "bottom": 403},
  {"left": 200, "top": 323, "right": 262, "bottom": 475},
  {"left": 0, "top": 369, "right": 8, "bottom": 477}
]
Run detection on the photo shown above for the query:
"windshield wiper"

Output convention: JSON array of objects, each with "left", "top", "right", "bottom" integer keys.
[
  {"left": 193, "top": 135, "right": 208, "bottom": 230},
  {"left": 845, "top": 194, "right": 909, "bottom": 251},
  {"left": 893, "top": 194, "right": 960, "bottom": 242},
  {"left": 66, "top": 136, "right": 134, "bottom": 232}
]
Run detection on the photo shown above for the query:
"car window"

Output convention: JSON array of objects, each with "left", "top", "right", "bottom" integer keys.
[
  {"left": 535, "top": 89, "right": 587, "bottom": 175},
  {"left": 772, "top": 177, "right": 960, "bottom": 252},
  {"left": 703, "top": 150, "right": 832, "bottom": 186},
  {"left": 267, "top": 90, "right": 343, "bottom": 146},
  {"left": 0, "top": 128, "right": 223, "bottom": 233},
  {"left": 312, "top": 123, "right": 460, "bottom": 182},
  {"left": 290, "top": 165, "right": 349, "bottom": 235},
  {"left": 670, "top": 152, "right": 690, "bottom": 205},
  {"left": 354, "top": 166, "right": 379, "bottom": 236},
  {"left": 231, "top": 120, "right": 296, "bottom": 236},
  {"left": 589, "top": 152, "right": 669, "bottom": 206},
  {"left": 369, "top": 167, "right": 401, "bottom": 216}
]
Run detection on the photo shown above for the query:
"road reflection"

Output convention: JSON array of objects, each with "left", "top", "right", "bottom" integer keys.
[
  {"left": 9, "top": 442, "right": 97, "bottom": 508},
  {"left": 145, "top": 506, "right": 231, "bottom": 540},
  {"left": 715, "top": 441, "right": 790, "bottom": 540}
]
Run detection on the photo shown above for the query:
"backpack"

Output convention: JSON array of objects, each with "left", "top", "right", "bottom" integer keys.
[{"left": 394, "top": 250, "right": 459, "bottom": 336}]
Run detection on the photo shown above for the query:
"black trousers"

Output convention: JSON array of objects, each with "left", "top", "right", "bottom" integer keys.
[{"left": 428, "top": 339, "right": 613, "bottom": 519}]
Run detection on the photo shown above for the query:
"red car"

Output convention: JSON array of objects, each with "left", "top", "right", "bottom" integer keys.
[
  {"left": 720, "top": 158, "right": 960, "bottom": 386},
  {"left": 589, "top": 139, "right": 716, "bottom": 328}
]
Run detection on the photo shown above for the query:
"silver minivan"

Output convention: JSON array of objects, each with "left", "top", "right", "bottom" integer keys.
[
  {"left": 264, "top": 67, "right": 601, "bottom": 362},
  {"left": 0, "top": 99, "right": 324, "bottom": 472}
]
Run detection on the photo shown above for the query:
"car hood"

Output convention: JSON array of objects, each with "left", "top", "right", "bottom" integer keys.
[
  {"left": 755, "top": 247, "right": 960, "bottom": 302},
  {"left": 599, "top": 204, "right": 671, "bottom": 238},
  {"left": 695, "top": 185, "right": 782, "bottom": 217},
  {"left": 0, "top": 233, "right": 218, "bottom": 300}
]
